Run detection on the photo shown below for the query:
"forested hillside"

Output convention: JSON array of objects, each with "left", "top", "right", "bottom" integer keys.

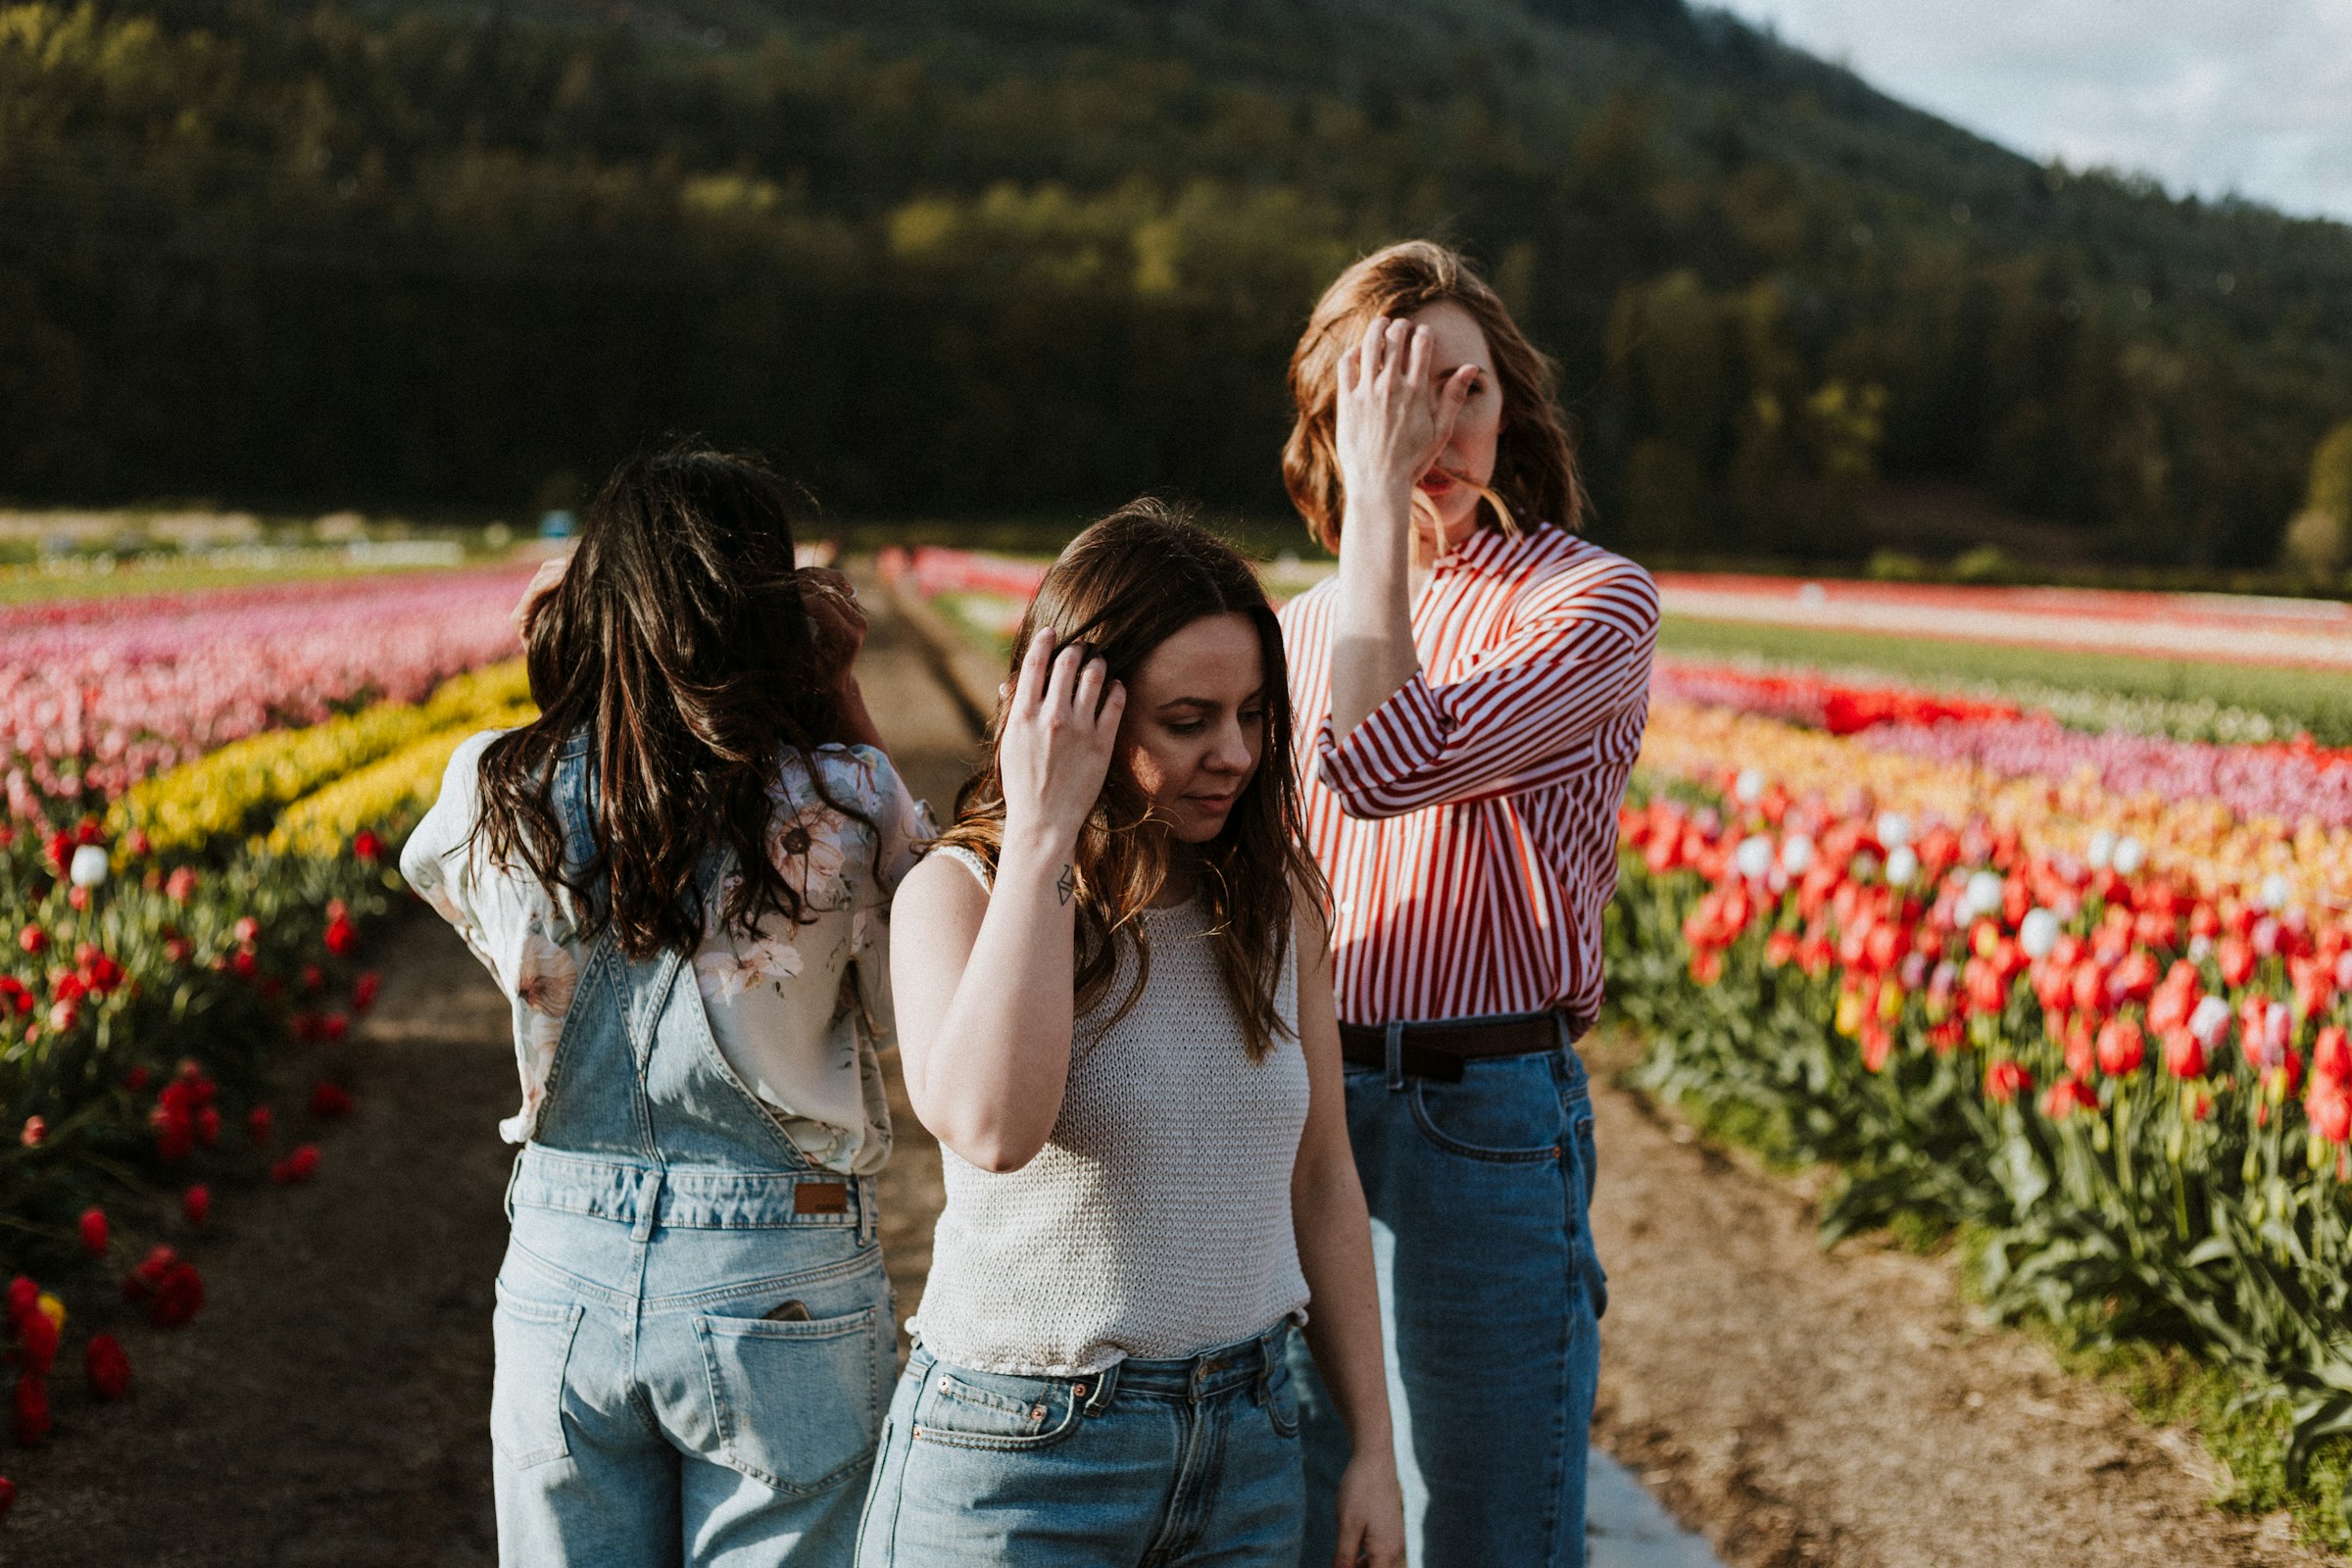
[{"left": 4, "top": 0, "right": 2350, "bottom": 566}]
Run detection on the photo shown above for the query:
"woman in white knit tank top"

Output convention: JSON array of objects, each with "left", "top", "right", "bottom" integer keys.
[{"left": 857, "top": 503, "right": 1403, "bottom": 1568}]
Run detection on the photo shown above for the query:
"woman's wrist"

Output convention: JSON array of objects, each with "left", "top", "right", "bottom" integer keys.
[{"left": 997, "top": 821, "right": 1082, "bottom": 887}]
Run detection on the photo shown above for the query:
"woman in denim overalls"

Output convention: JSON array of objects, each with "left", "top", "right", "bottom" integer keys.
[{"left": 404, "top": 450, "right": 927, "bottom": 1567}]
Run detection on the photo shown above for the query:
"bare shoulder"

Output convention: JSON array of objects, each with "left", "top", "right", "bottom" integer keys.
[{"left": 892, "top": 849, "right": 992, "bottom": 938}]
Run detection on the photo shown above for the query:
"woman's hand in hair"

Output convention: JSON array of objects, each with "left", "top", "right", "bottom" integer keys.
[
  {"left": 1333, "top": 316, "right": 1478, "bottom": 527},
  {"left": 800, "top": 568, "right": 869, "bottom": 685},
  {"left": 999, "top": 628, "right": 1124, "bottom": 859},
  {"left": 801, "top": 568, "right": 887, "bottom": 751},
  {"left": 511, "top": 552, "right": 571, "bottom": 640}
]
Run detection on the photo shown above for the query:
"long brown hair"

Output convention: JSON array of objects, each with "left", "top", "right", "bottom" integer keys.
[
  {"left": 1283, "top": 239, "right": 1586, "bottom": 553},
  {"left": 472, "top": 447, "right": 865, "bottom": 959},
  {"left": 933, "top": 500, "right": 1323, "bottom": 1059}
]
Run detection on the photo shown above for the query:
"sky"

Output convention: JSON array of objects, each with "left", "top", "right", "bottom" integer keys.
[{"left": 1706, "top": 0, "right": 2352, "bottom": 223}]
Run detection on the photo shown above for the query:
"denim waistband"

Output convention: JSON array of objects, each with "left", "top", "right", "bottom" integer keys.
[
  {"left": 1091, "top": 1321, "right": 1292, "bottom": 1404},
  {"left": 508, "top": 1145, "right": 873, "bottom": 1233}
]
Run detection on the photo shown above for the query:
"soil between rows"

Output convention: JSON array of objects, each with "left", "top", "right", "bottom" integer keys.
[{"left": 3, "top": 602, "right": 2330, "bottom": 1565}]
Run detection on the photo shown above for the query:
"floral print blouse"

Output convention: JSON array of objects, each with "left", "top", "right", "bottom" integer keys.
[{"left": 400, "top": 732, "right": 928, "bottom": 1174}]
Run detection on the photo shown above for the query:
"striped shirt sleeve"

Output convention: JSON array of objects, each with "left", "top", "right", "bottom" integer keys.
[{"left": 1313, "top": 562, "right": 1658, "bottom": 818}]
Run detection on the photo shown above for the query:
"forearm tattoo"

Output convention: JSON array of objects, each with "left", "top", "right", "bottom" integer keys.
[{"left": 1056, "top": 863, "right": 1076, "bottom": 906}]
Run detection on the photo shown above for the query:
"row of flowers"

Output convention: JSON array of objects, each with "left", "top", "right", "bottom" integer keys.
[
  {"left": 3, "top": 565, "right": 536, "bottom": 824},
  {"left": 1612, "top": 679, "right": 2352, "bottom": 1525},
  {"left": 3, "top": 574, "right": 535, "bottom": 1522}
]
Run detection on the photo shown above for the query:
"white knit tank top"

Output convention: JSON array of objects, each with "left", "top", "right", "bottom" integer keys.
[{"left": 910, "top": 847, "right": 1312, "bottom": 1376}]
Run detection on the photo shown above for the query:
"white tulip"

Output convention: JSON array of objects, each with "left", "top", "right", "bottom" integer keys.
[
  {"left": 1778, "top": 834, "right": 1815, "bottom": 875},
  {"left": 1964, "top": 870, "right": 2005, "bottom": 919},
  {"left": 1884, "top": 845, "right": 1919, "bottom": 888},
  {"left": 69, "top": 845, "right": 109, "bottom": 889},
  {"left": 1875, "top": 810, "right": 1912, "bottom": 850},
  {"left": 2111, "top": 836, "right": 2145, "bottom": 876},
  {"left": 2019, "top": 907, "right": 2060, "bottom": 958},
  {"left": 1734, "top": 835, "right": 1775, "bottom": 881},
  {"left": 2259, "top": 872, "right": 2292, "bottom": 911},
  {"left": 2085, "top": 829, "right": 2117, "bottom": 869},
  {"left": 1734, "top": 768, "right": 1766, "bottom": 805},
  {"left": 2188, "top": 996, "right": 2231, "bottom": 1050}
]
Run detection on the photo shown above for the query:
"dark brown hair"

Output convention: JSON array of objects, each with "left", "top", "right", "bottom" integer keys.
[
  {"left": 933, "top": 500, "right": 1323, "bottom": 1059},
  {"left": 472, "top": 447, "right": 864, "bottom": 959},
  {"left": 1283, "top": 239, "right": 1585, "bottom": 552}
]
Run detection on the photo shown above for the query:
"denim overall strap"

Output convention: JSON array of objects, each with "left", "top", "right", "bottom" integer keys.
[{"left": 526, "top": 736, "right": 818, "bottom": 1180}]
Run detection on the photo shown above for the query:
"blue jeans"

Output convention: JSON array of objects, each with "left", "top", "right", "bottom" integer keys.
[
  {"left": 856, "top": 1324, "right": 1303, "bottom": 1567},
  {"left": 492, "top": 1153, "right": 895, "bottom": 1567},
  {"left": 1292, "top": 1043, "right": 1605, "bottom": 1568}
]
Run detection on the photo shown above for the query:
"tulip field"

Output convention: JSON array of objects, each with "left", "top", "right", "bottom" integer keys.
[
  {"left": 1616, "top": 656, "right": 2352, "bottom": 1529},
  {"left": 0, "top": 564, "right": 535, "bottom": 1513}
]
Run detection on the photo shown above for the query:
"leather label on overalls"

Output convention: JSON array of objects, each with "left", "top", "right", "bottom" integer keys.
[{"left": 795, "top": 1181, "right": 850, "bottom": 1215}]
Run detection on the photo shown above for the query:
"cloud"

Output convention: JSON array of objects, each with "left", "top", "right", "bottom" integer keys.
[{"left": 1709, "top": 0, "right": 2352, "bottom": 221}]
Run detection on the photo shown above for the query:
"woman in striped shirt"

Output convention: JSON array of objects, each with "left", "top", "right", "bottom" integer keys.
[{"left": 1276, "top": 241, "right": 1659, "bottom": 1568}]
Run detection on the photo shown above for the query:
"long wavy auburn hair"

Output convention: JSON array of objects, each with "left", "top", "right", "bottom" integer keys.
[
  {"left": 1283, "top": 239, "right": 1586, "bottom": 553},
  {"left": 933, "top": 500, "right": 1324, "bottom": 1059},
  {"left": 472, "top": 447, "right": 867, "bottom": 959}
]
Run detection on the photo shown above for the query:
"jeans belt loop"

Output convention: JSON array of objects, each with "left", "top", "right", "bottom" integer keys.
[
  {"left": 632, "top": 1166, "right": 663, "bottom": 1244},
  {"left": 1082, "top": 1360, "right": 1119, "bottom": 1417},
  {"left": 1384, "top": 1020, "right": 1406, "bottom": 1093},
  {"left": 856, "top": 1175, "right": 875, "bottom": 1246},
  {"left": 502, "top": 1150, "right": 525, "bottom": 1224}
]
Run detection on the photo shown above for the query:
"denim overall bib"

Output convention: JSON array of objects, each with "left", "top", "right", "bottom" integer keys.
[{"left": 490, "top": 735, "right": 893, "bottom": 1568}]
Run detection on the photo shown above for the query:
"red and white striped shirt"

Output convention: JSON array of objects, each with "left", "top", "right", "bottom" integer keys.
[{"left": 1279, "top": 523, "right": 1659, "bottom": 1030}]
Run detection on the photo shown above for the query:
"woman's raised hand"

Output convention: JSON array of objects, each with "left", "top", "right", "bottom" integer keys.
[
  {"left": 1334, "top": 316, "right": 1478, "bottom": 508},
  {"left": 997, "top": 628, "right": 1125, "bottom": 859}
]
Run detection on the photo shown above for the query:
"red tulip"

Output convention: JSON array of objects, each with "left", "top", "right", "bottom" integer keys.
[
  {"left": 2095, "top": 1018, "right": 2146, "bottom": 1077},
  {"left": 232, "top": 915, "right": 261, "bottom": 946},
  {"left": 145, "top": 1263, "right": 204, "bottom": 1330},
  {"left": 84, "top": 1334, "right": 130, "bottom": 1401},
  {"left": 352, "top": 971, "right": 381, "bottom": 1013},
  {"left": 2308, "top": 1085, "right": 2352, "bottom": 1145},
  {"left": 77, "top": 1207, "right": 108, "bottom": 1256},
  {"left": 309, "top": 1082, "right": 354, "bottom": 1120},
  {"left": 1984, "top": 1059, "right": 2032, "bottom": 1103},
  {"left": 324, "top": 914, "right": 360, "bottom": 959},
  {"left": 13, "top": 1311, "right": 56, "bottom": 1377},
  {"left": 2315, "top": 1026, "right": 2352, "bottom": 1087},
  {"left": 2040, "top": 1075, "right": 2098, "bottom": 1121},
  {"left": 2219, "top": 935, "right": 2256, "bottom": 988},
  {"left": 17, "top": 925, "right": 45, "bottom": 956},
  {"left": 353, "top": 830, "right": 383, "bottom": 863},
  {"left": 2162, "top": 1028, "right": 2206, "bottom": 1080},
  {"left": 0, "top": 1473, "right": 14, "bottom": 1520},
  {"left": 18, "top": 1117, "right": 43, "bottom": 1150},
  {"left": 166, "top": 865, "right": 198, "bottom": 902},
  {"left": 12, "top": 1374, "right": 50, "bottom": 1446},
  {"left": 247, "top": 1105, "right": 273, "bottom": 1145},
  {"left": 271, "top": 1144, "right": 321, "bottom": 1185},
  {"left": 182, "top": 1184, "right": 212, "bottom": 1229}
]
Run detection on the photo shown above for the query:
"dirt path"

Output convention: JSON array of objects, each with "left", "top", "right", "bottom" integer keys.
[{"left": 1582, "top": 1029, "right": 2340, "bottom": 1567}]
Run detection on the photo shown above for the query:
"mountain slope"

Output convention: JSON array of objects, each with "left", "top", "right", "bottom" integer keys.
[{"left": 3, "top": 0, "right": 2346, "bottom": 566}]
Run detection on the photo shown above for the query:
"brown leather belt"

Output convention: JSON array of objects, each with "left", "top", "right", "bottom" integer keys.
[{"left": 1338, "top": 1012, "right": 1567, "bottom": 1084}]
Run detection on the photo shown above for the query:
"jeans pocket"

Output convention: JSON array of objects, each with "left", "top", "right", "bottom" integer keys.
[
  {"left": 490, "top": 1286, "right": 584, "bottom": 1470},
  {"left": 911, "top": 1363, "right": 1086, "bottom": 1451},
  {"left": 1407, "top": 1073, "right": 1564, "bottom": 1163},
  {"left": 695, "top": 1304, "right": 885, "bottom": 1495}
]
